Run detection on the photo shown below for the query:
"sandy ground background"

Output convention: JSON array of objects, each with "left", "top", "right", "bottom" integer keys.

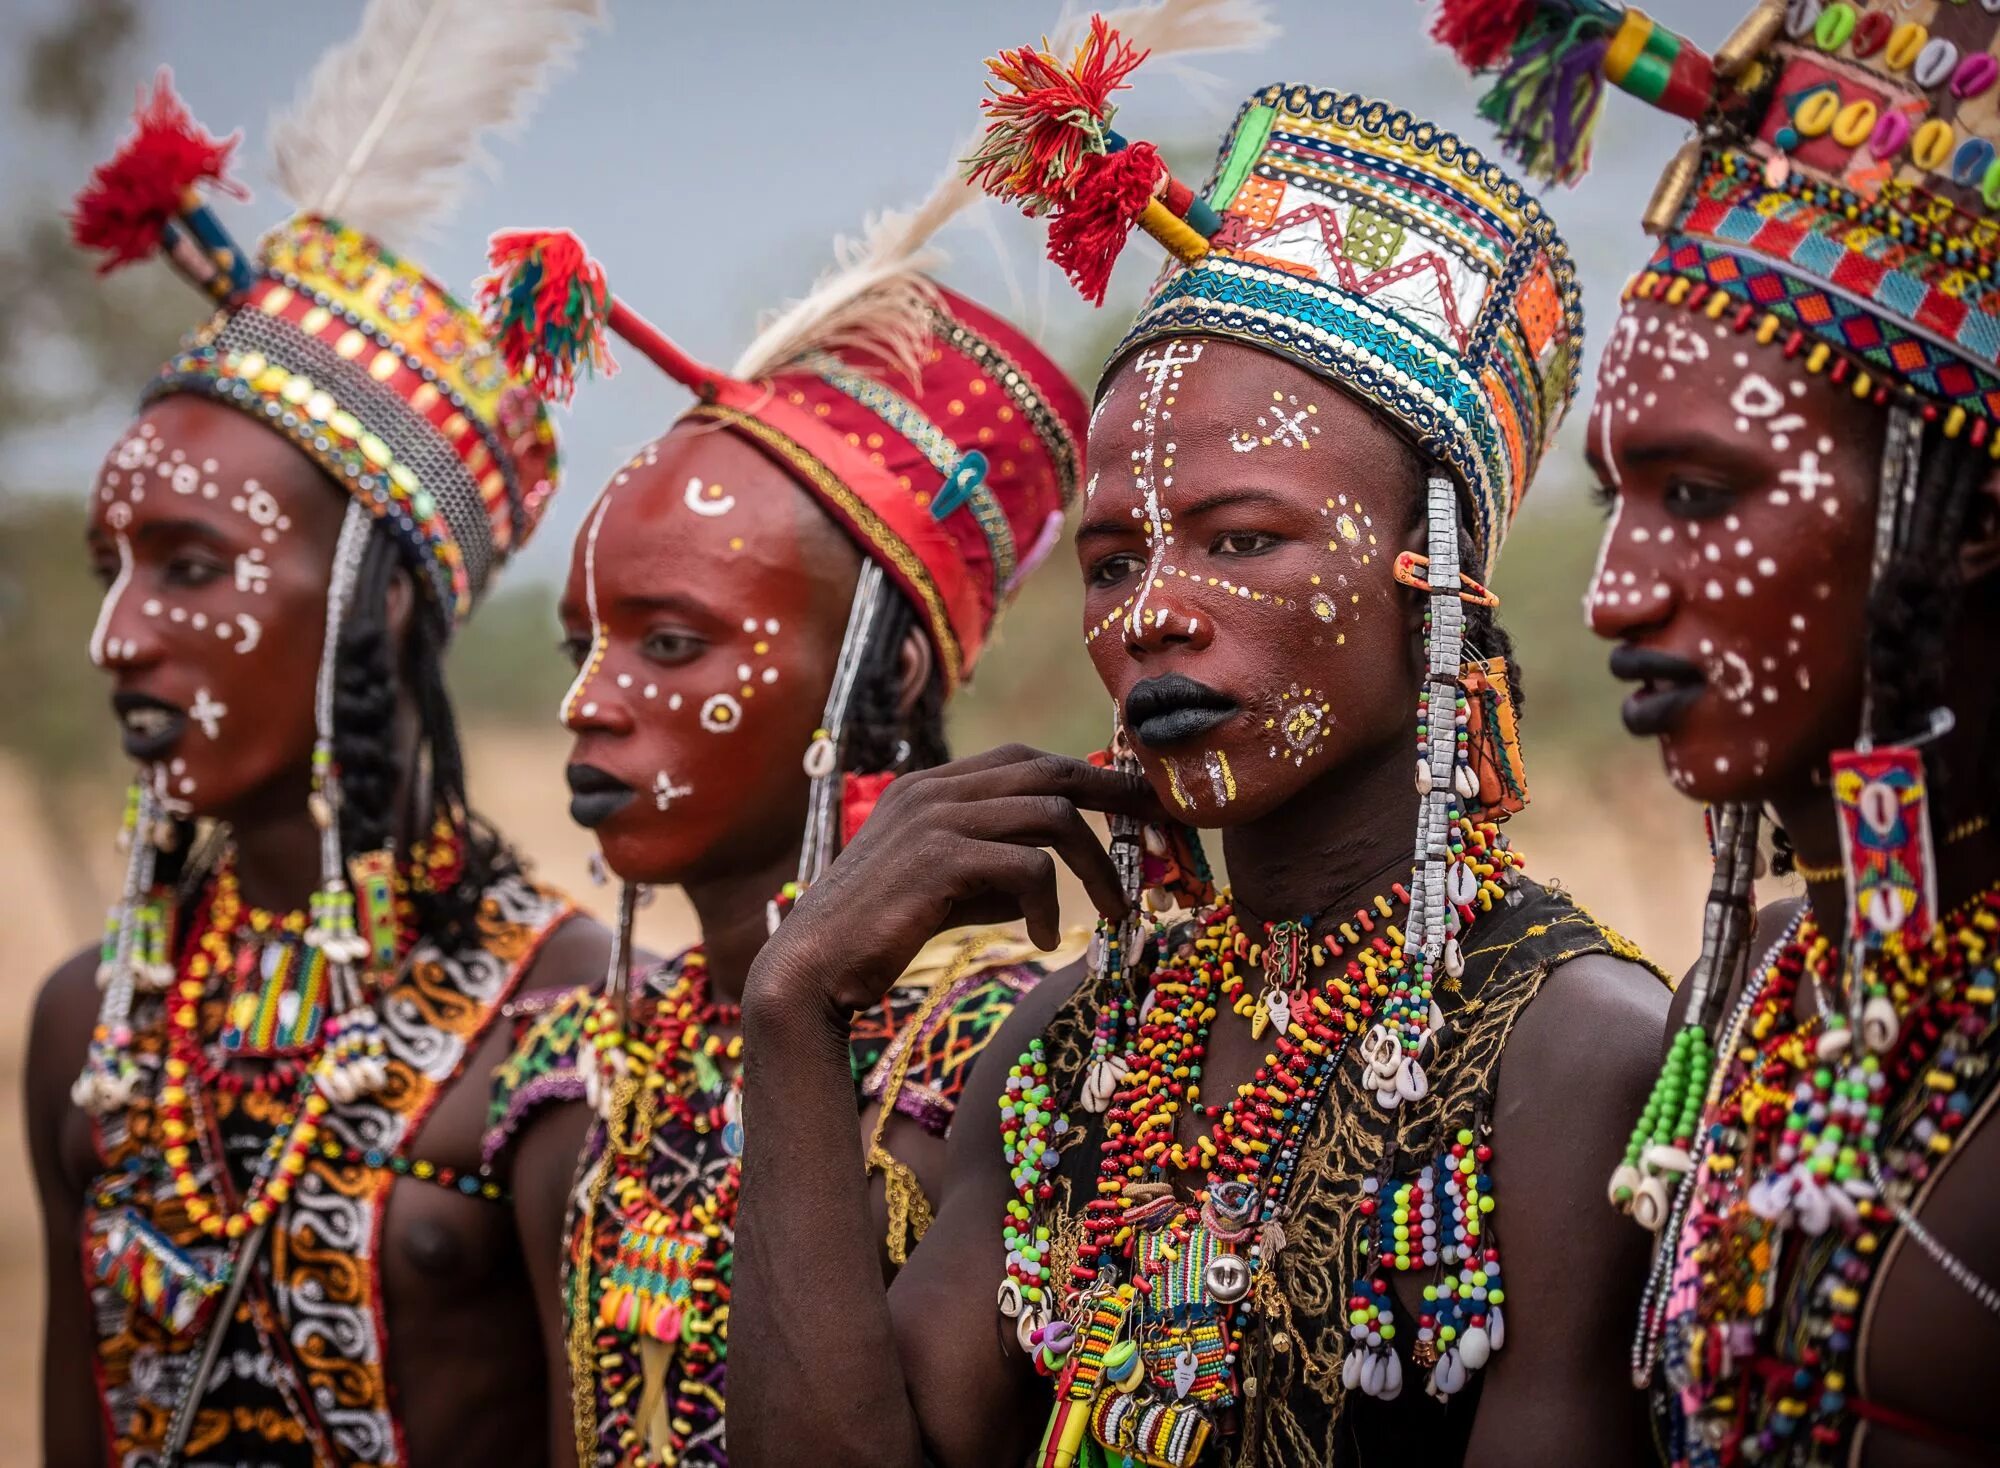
[{"left": 0, "top": 725, "right": 1729, "bottom": 1466}]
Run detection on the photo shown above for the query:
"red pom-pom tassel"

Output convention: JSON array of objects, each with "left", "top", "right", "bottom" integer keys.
[
  {"left": 479, "top": 228, "right": 616, "bottom": 406},
  {"left": 1047, "top": 142, "right": 1167, "bottom": 306},
  {"left": 1431, "top": 0, "right": 1537, "bottom": 69},
  {"left": 70, "top": 68, "right": 244, "bottom": 275},
  {"left": 964, "top": 16, "right": 1150, "bottom": 217}
]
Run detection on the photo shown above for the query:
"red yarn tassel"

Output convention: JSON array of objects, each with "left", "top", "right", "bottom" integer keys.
[
  {"left": 964, "top": 16, "right": 1151, "bottom": 216},
  {"left": 70, "top": 68, "right": 244, "bottom": 274},
  {"left": 478, "top": 228, "right": 616, "bottom": 406},
  {"left": 1431, "top": 0, "right": 1537, "bottom": 69},
  {"left": 1047, "top": 143, "right": 1166, "bottom": 305}
]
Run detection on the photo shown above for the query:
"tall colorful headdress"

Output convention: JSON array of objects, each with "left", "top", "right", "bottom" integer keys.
[
  {"left": 69, "top": 0, "right": 600, "bottom": 1117},
  {"left": 72, "top": 2, "right": 602, "bottom": 628},
  {"left": 969, "top": 26, "right": 1582, "bottom": 575}
]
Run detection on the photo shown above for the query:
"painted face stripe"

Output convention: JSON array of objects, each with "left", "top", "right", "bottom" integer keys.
[
  {"left": 89, "top": 532, "right": 134, "bottom": 668},
  {"left": 561, "top": 493, "right": 614, "bottom": 728}
]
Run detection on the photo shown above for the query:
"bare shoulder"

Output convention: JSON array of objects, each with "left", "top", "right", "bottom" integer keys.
[
  {"left": 516, "top": 908, "right": 613, "bottom": 999},
  {"left": 1494, "top": 951, "right": 1666, "bottom": 1144},
  {"left": 29, "top": 945, "right": 102, "bottom": 1101},
  {"left": 28, "top": 944, "right": 103, "bottom": 1192}
]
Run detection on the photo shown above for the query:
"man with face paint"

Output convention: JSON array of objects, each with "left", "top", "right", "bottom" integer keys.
[
  {"left": 468, "top": 120, "right": 1120, "bottom": 1463},
  {"left": 26, "top": 10, "right": 612, "bottom": 1466},
  {"left": 720, "top": 23, "right": 1672, "bottom": 1468},
  {"left": 1441, "top": 1, "right": 2000, "bottom": 1462}
]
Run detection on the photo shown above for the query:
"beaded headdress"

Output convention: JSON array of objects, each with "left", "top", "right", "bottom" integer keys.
[
  {"left": 1440, "top": 0, "right": 2000, "bottom": 450},
  {"left": 480, "top": 224, "right": 1086, "bottom": 695},
  {"left": 70, "top": 5, "right": 602, "bottom": 628},
  {"left": 69, "top": 0, "right": 600, "bottom": 1117}
]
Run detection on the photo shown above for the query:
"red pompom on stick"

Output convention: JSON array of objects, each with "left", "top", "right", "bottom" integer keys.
[
  {"left": 1431, "top": 0, "right": 1538, "bottom": 70},
  {"left": 480, "top": 229, "right": 617, "bottom": 406},
  {"left": 1047, "top": 142, "right": 1168, "bottom": 306},
  {"left": 70, "top": 68, "right": 245, "bottom": 274},
  {"left": 963, "top": 16, "right": 1150, "bottom": 217}
]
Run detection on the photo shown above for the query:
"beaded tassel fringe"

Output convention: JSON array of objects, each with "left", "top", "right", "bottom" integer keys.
[
  {"left": 1610, "top": 802, "right": 1759, "bottom": 1230},
  {"left": 1366, "top": 477, "right": 1465, "bottom": 1112},
  {"left": 74, "top": 783, "right": 169, "bottom": 1115}
]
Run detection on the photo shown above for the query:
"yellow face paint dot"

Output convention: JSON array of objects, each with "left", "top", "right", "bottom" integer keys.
[{"left": 729, "top": 537, "right": 745, "bottom": 551}]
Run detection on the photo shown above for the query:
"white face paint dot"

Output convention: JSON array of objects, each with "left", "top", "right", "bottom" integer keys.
[
  {"left": 743, "top": 618, "right": 759, "bottom": 633},
  {"left": 700, "top": 693, "right": 742, "bottom": 733},
  {"left": 580, "top": 703, "right": 598, "bottom": 718},
  {"left": 616, "top": 673, "right": 633, "bottom": 688},
  {"left": 761, "top": 667, "right": 778, "bottom": 684},
  {"left": 1735, "top": 578, "right": 1754, "bottom": 597},
  {"left": 643, "top": 684, "right": 658, "bottom": 699},
  {"left": 1757, "top": 557, "right": 1777, "bottom": 576},
  {"left": 1706, "top": 581, "right": 1725, "bottom": 600},
  {"left": 668, "top": 692, "right": 684, "bottom": 711}
]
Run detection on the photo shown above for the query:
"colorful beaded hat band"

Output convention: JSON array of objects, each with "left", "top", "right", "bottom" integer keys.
[
  {"left": 1440, "top": 0, "right": 2000, "bottom": 451},
  {"left": 478, "top": 225, "right": 1086, "bottom": 687},
  {"left": 966, "top": 21, "right": 1584, "bottom": 575},
  {"left": 71, "top": 72, "right": 561, "bottom": 626}
]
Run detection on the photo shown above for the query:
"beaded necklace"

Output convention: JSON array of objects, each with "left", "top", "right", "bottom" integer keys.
[
  {"left": 153, "top": 831, "right": 449, "bottom": 1242},
  {"left": 1001, "top": 815, "right": 1523, "bottom": 1468},
  {"left": 1652, "top": 884, "right": 2000, "bottom": 1466},
  {"left": 578, "top": 946, "right": 746, "bottom": 1468}
]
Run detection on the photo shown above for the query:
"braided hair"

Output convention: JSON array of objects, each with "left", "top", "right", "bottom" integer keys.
[
  {"left": 1864, "top": 416, "right": 1985, "bottom": 751},
  {"left": 331, "top": 521, "right": 518, "bottom": 951},
  {"left": 839, "top": 583, "right": 949, "bottom": 776}
]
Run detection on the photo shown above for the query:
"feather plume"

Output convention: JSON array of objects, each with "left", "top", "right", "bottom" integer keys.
[
  {"left": 269, "top": 0, "right": 602, "bottom": 244},
  {"left": 730, "top": 152, "right": 979, "bottom": 387},
  {"left": 734, "top": 0, "right": 1276, "bottom": 387},
  {"left": 1059, "top": 0, "right": 1281, "bottom": 93}
]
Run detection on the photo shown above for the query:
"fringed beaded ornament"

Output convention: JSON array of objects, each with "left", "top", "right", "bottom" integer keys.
[{"left": 73, "top": 784, "right": 174, "bottom": 1116}]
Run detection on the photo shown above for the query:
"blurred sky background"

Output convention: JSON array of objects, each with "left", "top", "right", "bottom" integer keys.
[
  {"left": 0, "top": 8, "right": 1763, "bottom": 1456},
  {"left": 8, "top": 0, "right": 1754, "bottom": 569}
]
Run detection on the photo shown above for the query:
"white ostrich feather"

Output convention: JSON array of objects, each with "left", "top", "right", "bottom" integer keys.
[
  {"left": 269, "top": 0, "right": 603, "bottom": 244},
  {"left": 730, "top": 0, "right": 1278, "bottom": 387}
]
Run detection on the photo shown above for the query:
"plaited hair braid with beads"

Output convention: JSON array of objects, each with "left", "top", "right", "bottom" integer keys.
[
  {"left": 330, "top": 520, "right": 519, "bottom": 952},
  {"left": 838, "top": 586, "right": 949, "bottom": 777}
]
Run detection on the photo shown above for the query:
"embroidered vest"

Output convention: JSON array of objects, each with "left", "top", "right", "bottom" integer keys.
[
  {"left": 1035, "top": 878, "right": 1658, "bottom": 1468},
  {"left": 84, "top": 873, "right": 574, "bottom": 1467}
]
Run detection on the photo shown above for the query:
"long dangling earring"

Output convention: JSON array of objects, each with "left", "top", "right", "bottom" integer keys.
[
  {"left": 586, "top": 879, "right": 642, "bottom": 1118},
  {"left": 780, "top": 561, "right": 888, "bottom": 933},
  {"left": 1080, "top": 714, "right": 1147, "bottom": 1114},
  {"left": 73, "top": 782, "right": 172, "bottom": 1115},
  {"left": 305, "top": 503, "right": 387, "bottom": 1104},
  {"left": 1614, "top": 802, "right": 1760, "bottom": 1226},
  {"left": 1365, "top": 477, "right": 1465, "bottom": 1113}
]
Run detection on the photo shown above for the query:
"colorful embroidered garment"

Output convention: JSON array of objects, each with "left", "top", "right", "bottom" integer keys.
[
  {"left": 484, "top": 929, "right": 1053, "bottom": 1468},
  {"left": 84, "top": 874, "right": 574, "bottom": 1467}
]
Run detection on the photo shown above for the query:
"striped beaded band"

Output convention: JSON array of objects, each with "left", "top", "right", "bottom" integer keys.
[
  {"left": 1639, "top": 145, "right": 2000, "bottom": 441},
  {"left": 146, "top": 215, "right": 560, "bottom": 626}
]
